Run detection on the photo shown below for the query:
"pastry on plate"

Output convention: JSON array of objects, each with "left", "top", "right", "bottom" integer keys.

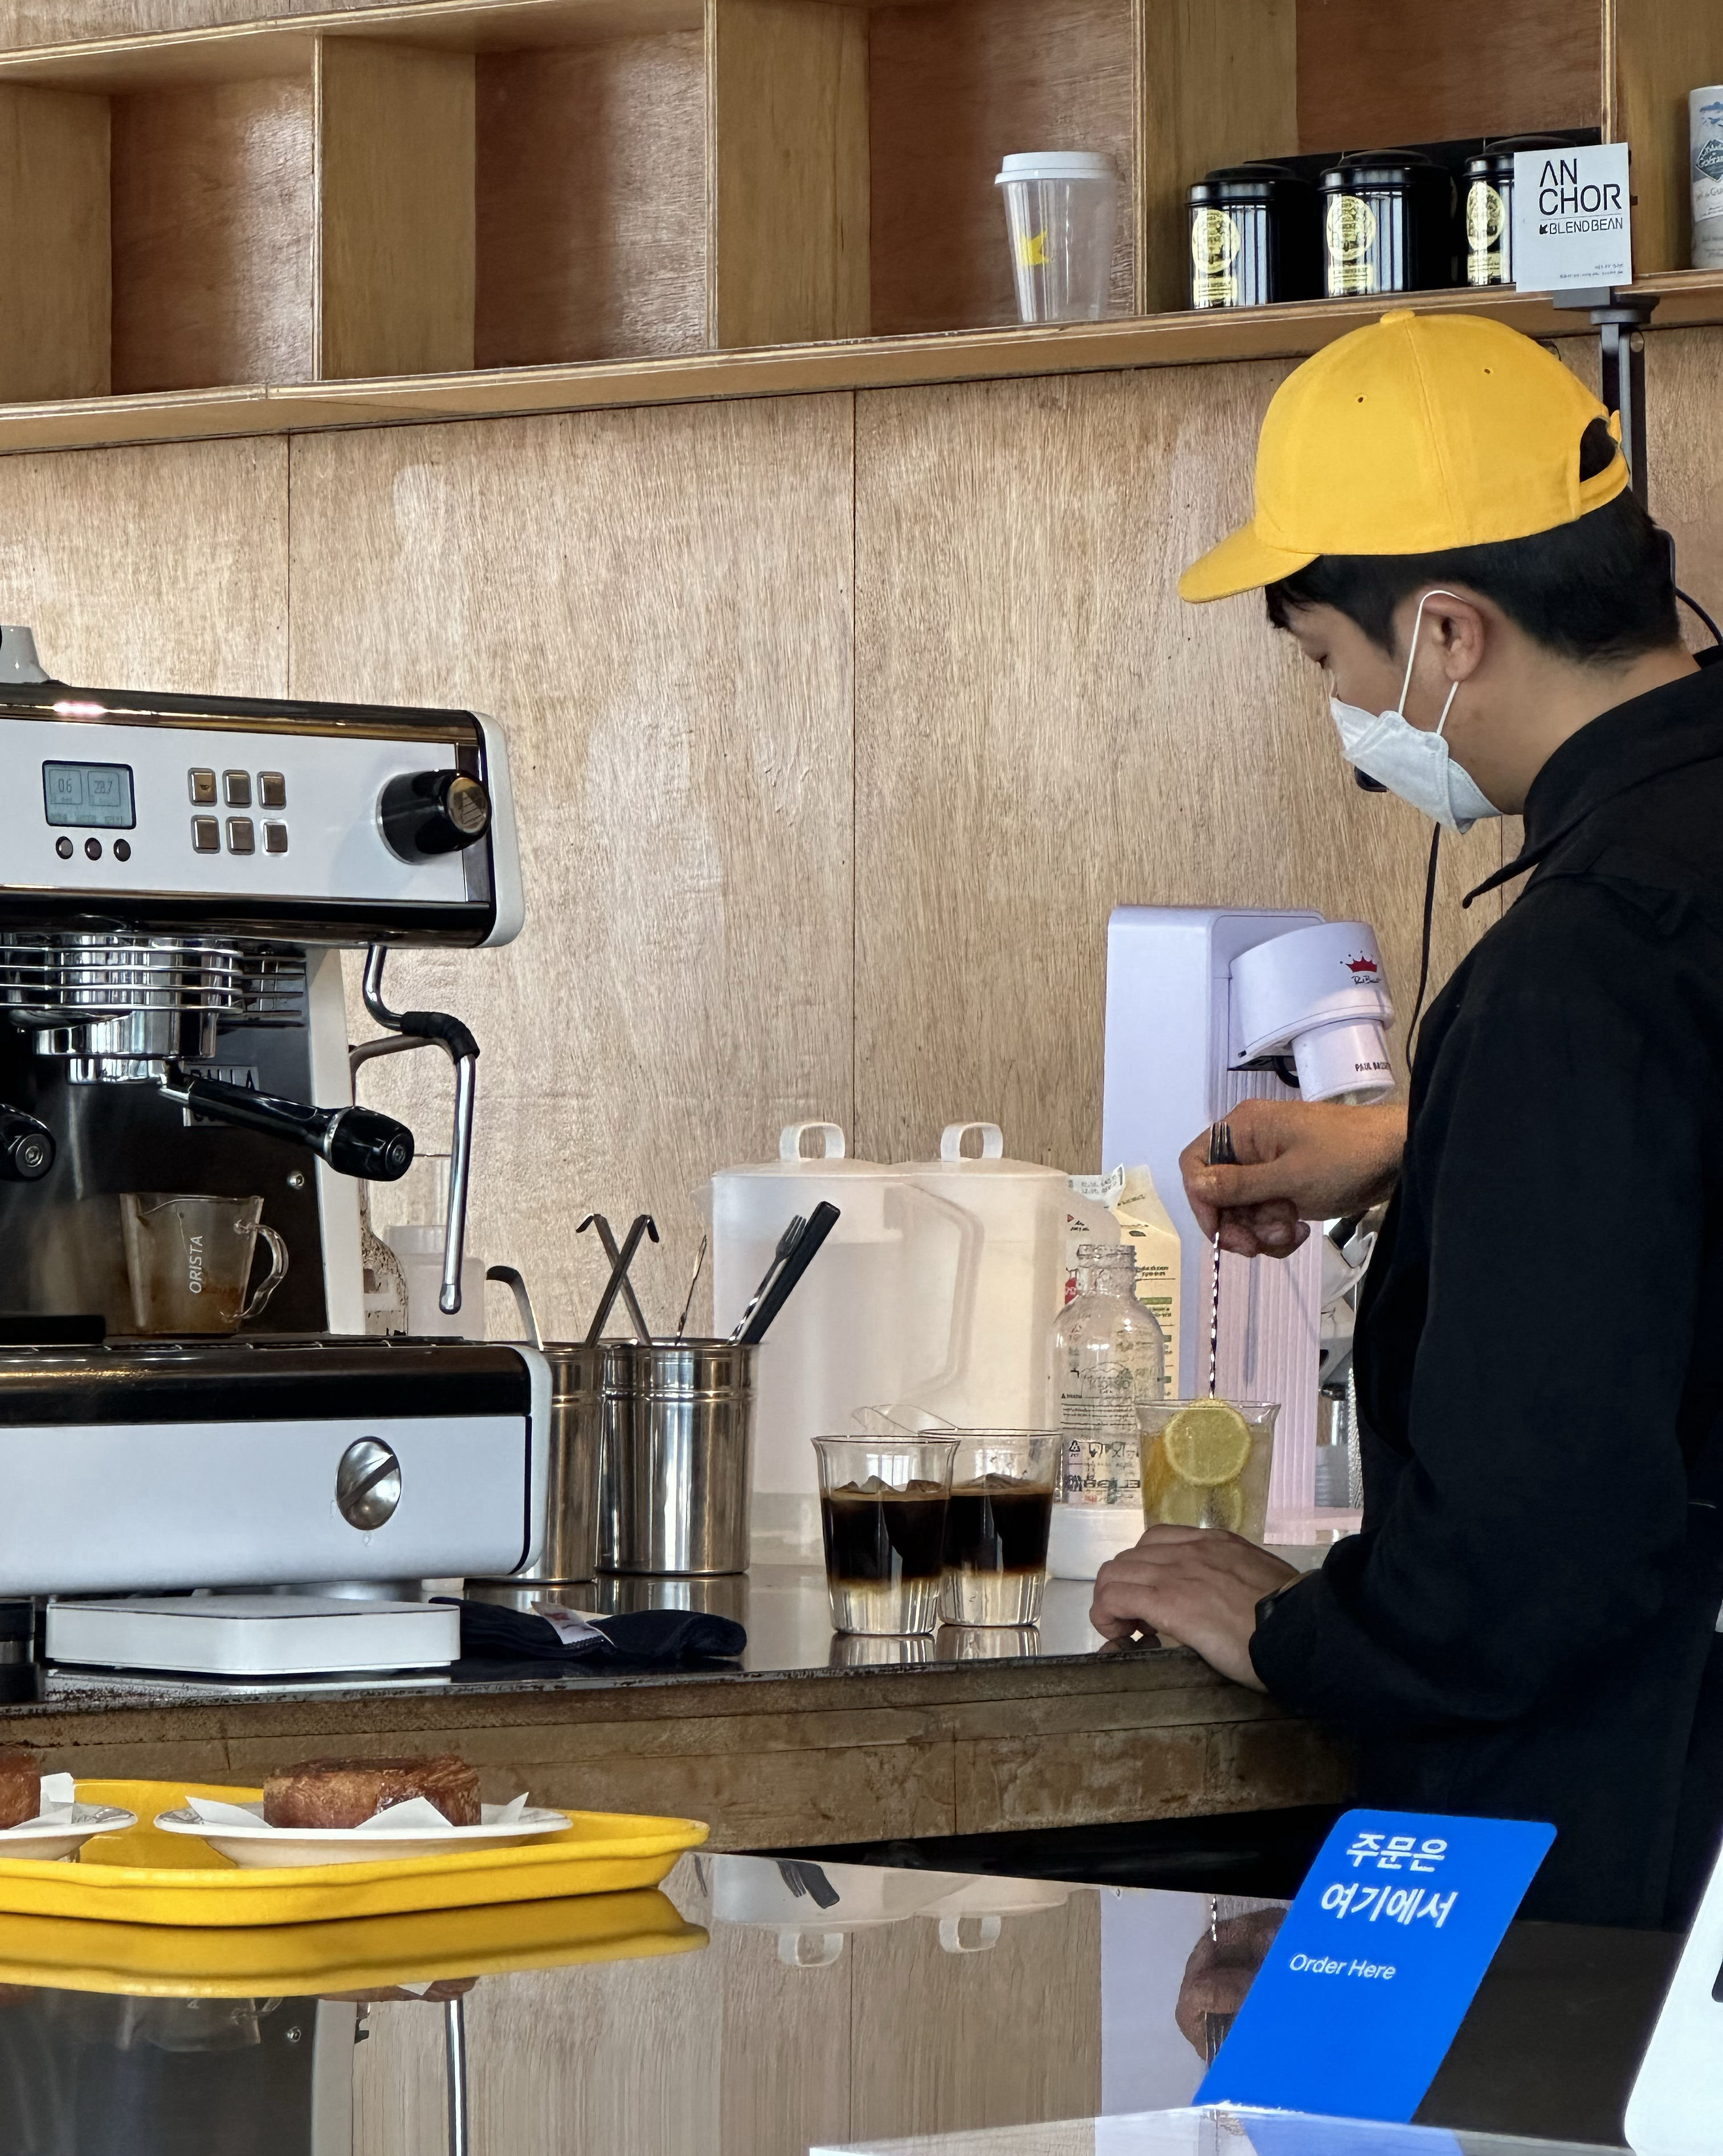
[
  {"left": 0, "top": 1750, "right": 42, "bottom": 1831},
  {"left": 263, "top": 1754, "right": 481, "bottom": 1830}
]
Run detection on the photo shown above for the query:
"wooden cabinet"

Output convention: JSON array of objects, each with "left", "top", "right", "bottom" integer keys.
[{"left": 0, "top": 0, "right": 1718, "bottom": 441}]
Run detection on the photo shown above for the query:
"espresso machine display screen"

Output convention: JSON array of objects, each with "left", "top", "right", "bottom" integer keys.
[{"left": 42, "top": 760, "right": 135, "bottom": 829}]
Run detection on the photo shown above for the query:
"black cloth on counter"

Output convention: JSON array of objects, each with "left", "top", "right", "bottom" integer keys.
[
  {"left": 442, "top": 1598, "right": 746, "bottom": 1666},
  {"left": 1251, "top": 658, "right": 1723, "bottom": 1928}
]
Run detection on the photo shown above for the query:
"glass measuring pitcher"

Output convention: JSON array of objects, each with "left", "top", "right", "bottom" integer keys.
[{"left": 120, "top": 1193, "right": 289, "bottom": 1335}]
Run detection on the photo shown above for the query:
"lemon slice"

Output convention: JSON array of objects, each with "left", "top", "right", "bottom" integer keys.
[
  {"left": 1154, "top": 1478, "right": 1244, "bottom": 1532},
  {"left": 1162, "top": 1401, "right": 1252, "bottom": 1488}
]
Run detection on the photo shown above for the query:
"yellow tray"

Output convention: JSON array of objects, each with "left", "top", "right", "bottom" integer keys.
[
  {"left": 0, "top": 1781, "right": 707, "bottom": 1928},
  {"left": 0, "top": 1887, "right": 706, "bottom": 1997}
]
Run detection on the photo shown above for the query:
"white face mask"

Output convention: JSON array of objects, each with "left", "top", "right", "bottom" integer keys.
[{"left": 1328, "top": 588, "right": 1500, "bottom": 834}]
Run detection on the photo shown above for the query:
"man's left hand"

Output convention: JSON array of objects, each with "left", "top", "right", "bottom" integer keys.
[{"left": 1090, "top": 1527, "right": 1301, "bottom": 1689}]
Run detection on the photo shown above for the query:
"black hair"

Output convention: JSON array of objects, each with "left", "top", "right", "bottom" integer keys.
[{"left": 1264, "top": 420, "right": 1681, "bottom": 664}]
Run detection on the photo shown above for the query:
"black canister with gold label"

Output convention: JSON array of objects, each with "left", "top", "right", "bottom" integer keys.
[
  {"left": 1463, "top": 135, "right": 1574, "bottom": 287},
  {"left": 1319, "top": 152, "right": 1457, "bottom": 297},
  {"left": 1186, "top": 164, "right": 1319, "bottom": 309}
]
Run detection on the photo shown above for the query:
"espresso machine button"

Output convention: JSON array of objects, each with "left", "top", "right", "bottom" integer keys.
[
  {"left": 54, "top": 836, "right": 72, "bottom": 860},
  {"left": 258, "top": 771, "right": 287, "bottom": 809},
  {"left": 226, "top": 816, "right": 255, "bottom": 854},
  {"left": 336, "top": 1437, "right": 402, "bottom": 1529},
  {"left": 223, "top": 770, "right": 252, "bottom": 808},
  {"left": 113, "top": 838, "right": 131, "bottom": 862},
  {"left": 263, "top": 820, "right": 289, "bottom": 854},
  {"left": 378, "top": 770, "right": 491, "bottom": 861},
  {"left": 83, "top": 838, "right": 101, "bottom": 861},
  {"left": 189, "top": 768, "right": 217, "bottom": 805},
  {"left": 191, "top": 816, "right": 220, "bottom": 853}
]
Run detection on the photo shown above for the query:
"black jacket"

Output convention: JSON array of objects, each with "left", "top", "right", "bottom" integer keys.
[{"left": 1251, "top": 657, "right": 1723, "bottom": 1926}]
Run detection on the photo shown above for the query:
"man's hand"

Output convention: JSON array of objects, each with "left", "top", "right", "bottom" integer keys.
[
  {"left": 1089, "top": 1525, "right": 1300, "bottom": 1688},
  {"left": 1179, "top": 1098, "right": 1407, "bottom": 1259},
  {"left": 1174, "top": 1908, "right": 1288, "bottom": 2056}
]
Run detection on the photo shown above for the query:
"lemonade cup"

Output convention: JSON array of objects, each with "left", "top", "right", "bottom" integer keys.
[{"left": 1136, "top": 1400, "right": 1280, "bottom": 1543}]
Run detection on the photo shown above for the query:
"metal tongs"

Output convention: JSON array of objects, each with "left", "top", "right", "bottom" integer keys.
[{"left": 581, "top": 1213, "right": 657, "bottom": 1344}]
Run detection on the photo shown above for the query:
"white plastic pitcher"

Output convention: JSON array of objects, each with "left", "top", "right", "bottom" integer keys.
[
  {"left": 711, "top": 1124, "right": 967, "bottom": 1558},
  {"left": 901, "top": 1124, "right": 1069, "bottom": 1430}
]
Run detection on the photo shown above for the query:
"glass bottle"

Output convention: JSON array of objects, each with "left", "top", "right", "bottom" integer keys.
[{"left": 1051, "top": 1243, "right": 1167, "bottom": 1506}]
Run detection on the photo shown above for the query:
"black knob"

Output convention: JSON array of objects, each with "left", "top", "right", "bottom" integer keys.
[
  {"left": 379, "top": 771, "right": 491, "bottom": 862},
  {"left": 0, "top": 1109, "right": 53, "bottom": 1183},
  {"left": 326, "top": 1107, "right": 414, "bottom": 1183}
]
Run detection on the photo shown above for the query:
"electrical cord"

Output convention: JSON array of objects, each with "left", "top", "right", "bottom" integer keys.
[
  {"left": 1405, "top": 825, "right": 1442, "bottom": 1057},
  {"left": 1677, "top": 585, "right": 1723, "bottom": 647}
]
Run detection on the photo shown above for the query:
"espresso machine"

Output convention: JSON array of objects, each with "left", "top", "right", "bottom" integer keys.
[
  {"left": 0, "top": 626, "right": 547, "bottom": 1676},
  {"left": 1100, "top": 904, "right": 1394, "bottom": 1539}
]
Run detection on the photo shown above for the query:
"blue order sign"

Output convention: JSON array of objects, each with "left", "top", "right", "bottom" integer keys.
[{"left": 1195, "top": 1808, "right": 1555, "bottom": 2122}]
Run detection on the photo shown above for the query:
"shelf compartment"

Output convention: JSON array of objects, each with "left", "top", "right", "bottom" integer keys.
[
  {"left": 476, "top": 24, "right": 708, "bottom": 367},
  {"left": 868, "top": 0, "right": 1138, "bottom": 338}
]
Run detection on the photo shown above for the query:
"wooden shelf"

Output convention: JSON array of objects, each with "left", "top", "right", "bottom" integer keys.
[
  {"left": 0, "top": 0, "right": 1719, "bottom": 449},
  {"left": 1, "top": 272, "right": 1720, "bottom": 457}
]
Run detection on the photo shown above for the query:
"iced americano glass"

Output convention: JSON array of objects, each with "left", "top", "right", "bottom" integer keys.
[{"left": 814, "top": 1436, "right": 958, "bottom": 1635}]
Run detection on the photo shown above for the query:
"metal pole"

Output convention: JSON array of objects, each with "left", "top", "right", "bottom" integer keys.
[{"left": 445, "top": 1995, "right": 469, "bottom": 2156}]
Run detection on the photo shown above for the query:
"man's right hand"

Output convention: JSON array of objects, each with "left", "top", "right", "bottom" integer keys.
[{"left": 1178, "top": 1099, "right": 1407, "bottom": 1259}]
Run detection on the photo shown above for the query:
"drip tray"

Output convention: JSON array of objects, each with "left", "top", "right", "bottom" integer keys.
[{"left": 45, "top": 1595, "right": 460, "bottom": 1678}]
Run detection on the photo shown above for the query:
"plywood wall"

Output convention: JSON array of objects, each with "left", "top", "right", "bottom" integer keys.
[{"left": 0, "top": 328, "right": 1711, "bottom": 1337}]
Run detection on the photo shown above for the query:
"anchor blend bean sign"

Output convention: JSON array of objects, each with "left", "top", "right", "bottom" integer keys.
[{"left": 1511, "top": 142, "right": 1631, "bottom": 291}]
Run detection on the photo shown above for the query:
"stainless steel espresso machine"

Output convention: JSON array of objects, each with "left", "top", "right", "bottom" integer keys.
[{"left": 0, "top": 627, "right": 547, "bottom": 1676}]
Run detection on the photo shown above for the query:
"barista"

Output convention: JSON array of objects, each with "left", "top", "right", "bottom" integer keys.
[{"left": 1090, "top": 309, "right": 1723, "bottom": 1928}]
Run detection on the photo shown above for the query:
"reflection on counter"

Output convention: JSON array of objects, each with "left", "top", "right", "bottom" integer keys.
[{"left": 0, "top": 1850, "right": 1671, "bottom": 2154}]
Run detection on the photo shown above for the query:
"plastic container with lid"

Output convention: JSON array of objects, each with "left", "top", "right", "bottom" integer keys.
[
  {"left": 1187, "top": 163, "right": 1320, "bottom": 309},
  {"left": 711, "top": 1123, "right": 966, "bottom": 1558},
  {"left": 1319, "top": 151, "right": 1457, "bottom": 298},
  {"left": 995, "top": 150, "right": 1119, "bottom": 322},
  {"left": 900, "top": 1123, "right": 1069, "bottom": 1431}
]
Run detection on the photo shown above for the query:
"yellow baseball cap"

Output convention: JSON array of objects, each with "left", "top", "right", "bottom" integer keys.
[{"left": 1179, "top": 309, "right": 1628, "bottom": 602}]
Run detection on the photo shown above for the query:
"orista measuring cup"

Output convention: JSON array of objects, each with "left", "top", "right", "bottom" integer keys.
[{"left": 120, "top": 1193, "right": 289, "bottom": 1335}]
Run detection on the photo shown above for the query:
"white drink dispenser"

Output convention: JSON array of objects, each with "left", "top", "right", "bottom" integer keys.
[{"left": 1101, "top": 906, "right": 1394, "bottom": 1538}]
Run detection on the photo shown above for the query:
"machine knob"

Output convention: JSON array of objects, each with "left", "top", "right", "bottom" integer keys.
[
  {"left": 379, "top": 771, "right": 491, "bottom": 862},
  {"left": 0, "top": 1109, "right": 54, "bottom": 1183},
  {"left": 336, "top": 1437, "right": 401, "bottom": 1530}
]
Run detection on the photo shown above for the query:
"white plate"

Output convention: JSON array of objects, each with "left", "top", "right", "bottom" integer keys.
[
  {"left": 0, "top": 1804, "right": 138, "bottom": 1864},
  {"left": 152, "top": 1802, "right": 573, "bottom": 1869}
]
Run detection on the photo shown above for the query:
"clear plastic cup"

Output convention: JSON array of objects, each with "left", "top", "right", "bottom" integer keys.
[
  {"left": 937, "top": 1430, "right": 1059, "bottom": 1627},
  {"left": 995, "top": 151, "right": 1119, "bottom": 323},
  {"left": 1137, "top": 1401, "right": 1280, "bottom": 1543},
  {"left": 813, "top": 1435, "right": 957, "bottom": 1635}
]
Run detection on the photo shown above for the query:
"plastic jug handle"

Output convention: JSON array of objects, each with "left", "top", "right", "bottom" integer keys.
[
  {"left": 940, "top": 1122, "right": 1004, "bottom": 1161},
  {"left": 779, "top": 1929, "right": 846, "bottom": 1967},
  {"left": 938, "top": 1913, "right": 1002, "bottom": 1955},
  {"left": 780, "top": 1123, "right": 847, "bottom": 1161}
]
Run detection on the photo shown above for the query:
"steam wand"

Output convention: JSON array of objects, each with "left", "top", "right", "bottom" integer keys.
[{"left": 357, "top": 946, "right": 480, "bottom": 1316}]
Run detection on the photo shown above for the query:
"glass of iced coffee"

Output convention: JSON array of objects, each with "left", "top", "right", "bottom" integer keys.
[
  {"left": 937, "top": 1431, "right": 1059, "bottom": 1628},
  {"left": 813, "top": 1435, "right": 958, "bottom": 1635}
]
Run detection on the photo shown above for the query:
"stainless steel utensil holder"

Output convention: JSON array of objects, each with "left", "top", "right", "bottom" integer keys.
[{"left": 598, "top": 1339, "right": 756, "bottom": 1576}]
